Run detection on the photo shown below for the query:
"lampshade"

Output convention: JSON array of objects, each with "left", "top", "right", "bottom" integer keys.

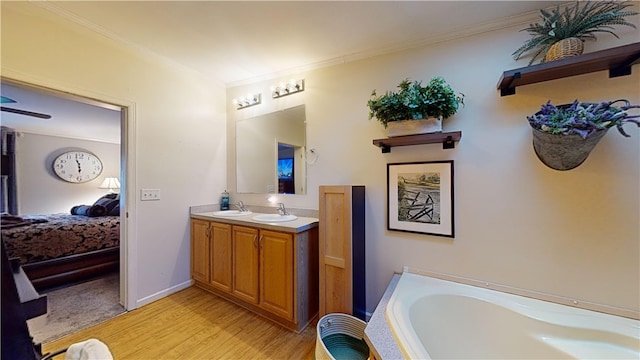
[{"left": 99, "top": 177, "right": 121, "bottom": 192}]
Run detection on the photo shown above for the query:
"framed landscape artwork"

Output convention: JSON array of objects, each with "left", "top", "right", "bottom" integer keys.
[{"left": 387, "top": 161, "right": 454, "bottom": 237}]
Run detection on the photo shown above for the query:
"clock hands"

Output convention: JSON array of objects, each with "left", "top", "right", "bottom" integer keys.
[{"left": 76, "top": 159, "right": 82, "bottom": 173}]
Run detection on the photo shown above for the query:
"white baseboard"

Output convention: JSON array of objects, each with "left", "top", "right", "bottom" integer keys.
[{"left": 135, "top": 279, "right": 193, "bottom": 308}]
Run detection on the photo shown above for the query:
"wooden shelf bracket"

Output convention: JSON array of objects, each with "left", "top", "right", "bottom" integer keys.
[{"left": 372, "top": 131, "right": 462, "bottom": 153}]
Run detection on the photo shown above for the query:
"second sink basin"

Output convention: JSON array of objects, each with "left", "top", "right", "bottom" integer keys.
[{"left": 252, "top": 214, "right": 298, "bottom": 222}]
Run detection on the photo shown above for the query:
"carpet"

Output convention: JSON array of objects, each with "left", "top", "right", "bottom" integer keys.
[{"left": 27, "top": 273, "right": 126, "bottom": 344}]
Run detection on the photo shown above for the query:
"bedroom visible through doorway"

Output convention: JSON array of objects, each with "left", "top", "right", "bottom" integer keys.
[{"left": 0, "top": 78, "right": 129, "bottom": 337}]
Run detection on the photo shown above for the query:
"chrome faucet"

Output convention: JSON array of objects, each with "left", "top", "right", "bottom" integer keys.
[
  {"left": 277, "top": 203, "right": 289, "bottom": 216},
  {"left": 236, "top": 201, "right": 249, "bottom": 212}
]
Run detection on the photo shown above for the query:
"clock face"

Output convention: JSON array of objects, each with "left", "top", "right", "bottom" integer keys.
[{"left": 52, "top": 151, "right": 103, "bottom": 183}]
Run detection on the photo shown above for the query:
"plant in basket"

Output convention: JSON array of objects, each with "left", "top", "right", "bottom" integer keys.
[
  {"left": 526, "top": 99, "right": 640, "bottom": 170},
  {"left": 513, "top": 1, "right": 638, "bottom": 65},
  {"left": 367, "top": 77, "right": 464, "bottom": 137}
]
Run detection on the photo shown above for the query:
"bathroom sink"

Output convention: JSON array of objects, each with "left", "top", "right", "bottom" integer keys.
[
  {"left": 252, "top": 214, "right": 298, "bottom": 222},
  {"left": 212, "top": 210, "right": 252, "bottom": 217}
]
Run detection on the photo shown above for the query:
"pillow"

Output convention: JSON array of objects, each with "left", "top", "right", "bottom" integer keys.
[
  {"left": 93, "top": 194, "right": 120, "bottom": 214},
  {"left": 71, "top": 204, "right": 107, "bottom": 217},
  {"left": 108, "top": 204, "right": 120, "bottom": 216},
  {"left": 100, "top": 193, "right": 118, "bottom": 200}
]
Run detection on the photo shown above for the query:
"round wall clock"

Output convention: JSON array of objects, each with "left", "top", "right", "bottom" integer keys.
[{"left": 52, "top": 150, "right": 103, "bottom": 183}]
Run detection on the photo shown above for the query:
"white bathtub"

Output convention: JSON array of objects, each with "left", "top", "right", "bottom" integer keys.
[{"left": 385, "top": 271, "right": 640, "bottom": 359}]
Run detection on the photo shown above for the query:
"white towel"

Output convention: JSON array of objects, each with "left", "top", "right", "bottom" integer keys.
[{"left": 64, "top": 338, "right": 113, "bottom": 360}]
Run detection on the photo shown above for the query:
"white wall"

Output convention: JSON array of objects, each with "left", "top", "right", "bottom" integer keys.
[
  {"left": 2, "top": 3, "right": 227, "bottom": 308},
  {"left": 229, "top": 15, "right": 640, "bottom": 313},
  {"left": 16, "top": 133, "right": 120, "bottom": 215},
  {"left": 4, "top": 1, "right": 637, "bottom": 316}
]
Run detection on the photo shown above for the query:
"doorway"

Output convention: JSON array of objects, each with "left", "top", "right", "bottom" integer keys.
[{"left": 0, "top": 77, "right": 130, "bottom": 312}]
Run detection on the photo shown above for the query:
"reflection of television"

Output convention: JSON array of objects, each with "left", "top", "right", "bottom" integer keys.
[{"left": 278, "top": 158, "right": 294, "bottom": 180}]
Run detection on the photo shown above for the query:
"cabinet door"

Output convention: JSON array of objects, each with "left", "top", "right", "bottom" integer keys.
[
  {"left": 232, "top": 226, "right": 259, "bottom": 304},
  {"left": 259, "top": 230, "right": 293, "bottom": 320},
  {"left": 319, "top": 186, "right": 353, "bottom": 316},
  {"left": 191, "top": 219, "right": 211, "bottom": 283},
  {"left": 210, "top": 222, "right": 232, "bottom": 292}
]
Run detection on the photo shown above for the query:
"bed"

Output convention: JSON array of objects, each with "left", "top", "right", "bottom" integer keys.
[{"left": 1, "top": 212, "right": 120, "bottom": 291}]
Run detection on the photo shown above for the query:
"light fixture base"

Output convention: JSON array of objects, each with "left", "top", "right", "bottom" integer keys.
[
  {"left": 234, "top": 93, "right": 262, "bottom": 110},
  {"left": 272, "top": 79, "right": 305, "bottom": 98}
]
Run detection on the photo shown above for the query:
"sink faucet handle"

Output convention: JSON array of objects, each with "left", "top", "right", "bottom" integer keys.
[
  {"left": 277, "top": 203, "right": 289, "bottom": 215},
  {"left": 236, "top": 201, "right": 248, "bottom": 212}
]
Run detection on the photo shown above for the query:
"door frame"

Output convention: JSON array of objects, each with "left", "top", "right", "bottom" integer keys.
[{"left": 1, "top": 75, "right": 138, "bottom": 310}]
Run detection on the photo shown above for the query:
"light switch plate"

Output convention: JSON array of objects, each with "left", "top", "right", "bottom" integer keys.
[{"left": 141, "top": 189, "right": 160, "bottom": 201}]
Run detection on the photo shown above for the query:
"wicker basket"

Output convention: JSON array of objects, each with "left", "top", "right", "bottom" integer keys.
[
  {"left": 386, "top": 117, "right": 442, "bottom": 137},
  {"left": 545, "top": 37, "right": 584, "bottom": 62}
]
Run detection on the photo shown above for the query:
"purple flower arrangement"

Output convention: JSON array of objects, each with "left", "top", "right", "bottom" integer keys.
[{"left": 527, "top": 99, "right": 640, "bottom": 139}]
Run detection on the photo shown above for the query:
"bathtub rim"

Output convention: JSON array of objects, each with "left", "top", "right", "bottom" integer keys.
[
  {"left": 398, "top": 266, "right": 639, "bottom": 321},
  {"left": 365, "top": 269, "right": 640, "bottom": 360},
  {"left": 386, "top": 270, "right": 640, "bottom": 359}
]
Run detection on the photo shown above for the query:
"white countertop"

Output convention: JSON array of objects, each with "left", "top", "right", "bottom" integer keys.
[{"left": 190, "top": 211, "right": 319, "bottom": 233}]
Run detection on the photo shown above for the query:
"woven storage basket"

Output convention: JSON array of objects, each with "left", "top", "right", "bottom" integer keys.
[
  {"left": 315, "top": 313, "right": 370, "bottom": 360},
  {"left": 545, "top": 37, "right": 584, "bottom": 62}
]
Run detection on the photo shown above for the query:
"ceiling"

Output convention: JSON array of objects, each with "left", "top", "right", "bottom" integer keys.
[
  {"left": 1, "top": 1, "right": 564, "bottom": 142},
  {"left": 40, "top": 1, "right": 564, "bottom": 86},
  {"left": 0, "top": 82, "right": 122, "bottom": 144}
]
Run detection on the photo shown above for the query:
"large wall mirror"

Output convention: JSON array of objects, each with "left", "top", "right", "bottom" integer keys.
[{"left": 236, "top": 105, "right": 306, "bottom": 194}]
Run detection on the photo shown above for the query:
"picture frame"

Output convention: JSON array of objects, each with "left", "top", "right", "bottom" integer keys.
[{"left": 387, "top": 160, "right": 454, "bottom": 237}]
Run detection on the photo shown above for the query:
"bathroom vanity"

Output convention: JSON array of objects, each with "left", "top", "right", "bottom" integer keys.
[{"left": 190, "top": 211, "right": 319, "bottom": 332}]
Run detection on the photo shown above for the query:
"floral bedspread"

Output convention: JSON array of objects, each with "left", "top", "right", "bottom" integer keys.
[{"left": 1, "top": 213, "right": 119, "bottom": 265}]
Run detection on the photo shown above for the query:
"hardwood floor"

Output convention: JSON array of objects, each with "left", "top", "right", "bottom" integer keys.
[{"left": 43, "top": 286, "right": 317, "bottom": 359}]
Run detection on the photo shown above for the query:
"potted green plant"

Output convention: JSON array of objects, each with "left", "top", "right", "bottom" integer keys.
[
  {"left": 527, "top": 99, "right": 640, "bottom": 170},
  {"left": 513, "top": 1, "right": 638, "bottom": 65},
  {"left": 367, "top": 77, "right": 464, "bottom": 137}
]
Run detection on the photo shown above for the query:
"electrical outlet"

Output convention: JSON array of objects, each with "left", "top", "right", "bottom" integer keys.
[{"left": 141, "top": 189, "right": 160, "bottom": 201}]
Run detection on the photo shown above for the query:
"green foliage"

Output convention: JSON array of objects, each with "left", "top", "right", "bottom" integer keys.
[
  {"left": 513, "top": 1, "right": 638, "bottom": 65},
  {"left": 367, "top": 77, "right": 464, "bottom": 128}
]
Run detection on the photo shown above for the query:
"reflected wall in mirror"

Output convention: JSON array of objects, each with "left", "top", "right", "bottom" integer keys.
[{"left": 236, "top": 105, "right": 306, "bottom": 194}]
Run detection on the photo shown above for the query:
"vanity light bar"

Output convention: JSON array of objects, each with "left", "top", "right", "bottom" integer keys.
[
  {"left": 271, "top": 79, "right": 304, "bottom": 98},
  {"left": 233, "top": 93, "right": 261, "bottom": 110}
]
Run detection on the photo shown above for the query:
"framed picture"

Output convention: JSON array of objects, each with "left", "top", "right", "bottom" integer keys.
[{"left": 387, "top": 161, "right": 454, "bottom": 237}]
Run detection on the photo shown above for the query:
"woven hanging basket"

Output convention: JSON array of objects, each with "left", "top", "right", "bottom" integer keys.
[
  {"left": 531, "top": 127, "right": 607, "bottom": 170},
  {"left": 545, "top": 37, "right": 584, "bottom": 62}
]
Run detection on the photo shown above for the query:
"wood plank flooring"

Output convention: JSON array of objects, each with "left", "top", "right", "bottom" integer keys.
[{"left": 43, "top": 286, "right": 316, "bottom": 359}]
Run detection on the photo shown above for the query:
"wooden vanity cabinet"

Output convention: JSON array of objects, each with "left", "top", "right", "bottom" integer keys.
[
  {"left": 232, "top": 226, "right": 259, "bottom": 304},
  {"left": 191, "top": 220, "right": 233, "bottom": 292},
  {"left": 191, "top": 218, "right": 318, "bottom": 332},
  {"left": 191, "top": 219, "right": 211, "bottom": 283},
  {"left": 259, "top": 229, "right": 294, "bottom": 320},
  {"left": 210, "top": 222, "right": 232, "bottom": 292}
]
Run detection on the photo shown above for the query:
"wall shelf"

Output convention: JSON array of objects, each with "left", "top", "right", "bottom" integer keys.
[
  {"left": 497, "top": 42, "right": 640, "bottom": 96},
  {"left": 372, "top": 131, "right": 462, "bottom": 153}
]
